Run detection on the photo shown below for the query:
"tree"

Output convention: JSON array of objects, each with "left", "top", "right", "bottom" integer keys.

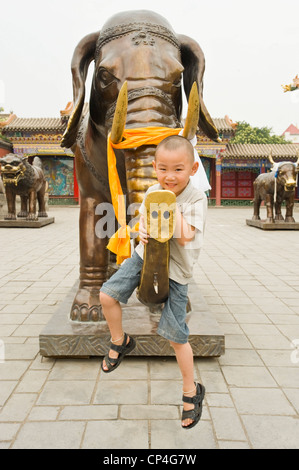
[{"left": 230, "top": 121, "right": 290, "bottom": 144}]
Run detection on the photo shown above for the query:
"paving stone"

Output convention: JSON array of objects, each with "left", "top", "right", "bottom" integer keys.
[
  {"left": 58, "top": 405, "right": 118, "bottom": 421},
  {"left": 218, "top": 440, "right": 251, "bottom": 449},
  {"left": 0, "top": 393, "right": 36, "bottom": 421},
  {"left": 94, "top": 380, "right": 148, "bottom": 405},
  {"left": 230, "top": 387, "right": 296, "bottom": 415},
  {"left": 246, "top": 334, "right": 291, "bottom": 349},
  {"left": 12, "top": 421, "right": 85, "bottom": 449},
  {"left": 15, "top": 370, "right": 48, "bottom": 393},
  {"left": 120, "top": 404, "right": 178, "bottom": 420},
  {"left": 0, "top": 360, "right": 30, "bottom": 380},
  {"left": 221, "top": 366, "right": 277, "bottom": 388},
  {"left": 209, "top": 407, "right": 246, "bottom": 441},
  {"left": 49, "top": 358, "right": 99, "bottom": 381},
  {"left": 5, "top": 343, "right": 39, "bottom": 360},
  {"left": 0, "top": 423, "right": 20, "bottom": 441},
  {"left": 283, "top": 389, "right": 299, "bottom": 414},
  {"left": 28, "top": 406, "right": 60, "bottom": 421},
  {"left": 0, "top": 381, "right": 17, "bottom": 406},
  {"left": 150, "top": 380, "right": 182, "bottom": 405},
  {"left": 241, "top": 415, "right": 299, "bottom": 449},
  {"left": 82, "top": 420, "right": 149, "bottom": 449},
  {"left": 218, "top": 349, "right": 263, "bottom": 366},
  {"left": 37, "top": 380, "right": 95, "bottom": 405},
  {"left": 269, "top": 367, "right": 299, "bottom": 388},
  {"left": 150, "top": 419, "right": 217, "bottom": 449}
]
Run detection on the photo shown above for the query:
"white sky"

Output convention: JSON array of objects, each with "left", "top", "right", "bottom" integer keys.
[{"left": 1, "top": 0, "right": 298, "bottom": 135}]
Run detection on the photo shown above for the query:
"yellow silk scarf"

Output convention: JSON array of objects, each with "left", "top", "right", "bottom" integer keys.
[{"left": 106, "top": 126, "right": 183, "bottom": 264}]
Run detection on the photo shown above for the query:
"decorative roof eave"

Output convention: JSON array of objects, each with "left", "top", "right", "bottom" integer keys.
[
  {"left": 2, "top": 117, "right": 66, "bottom": 133},
  {"left": 0, "top": 114, "right": 17, "bottom": 128},
  {"left": 223, "top": 143, "right": 299, "bottom": 160}
]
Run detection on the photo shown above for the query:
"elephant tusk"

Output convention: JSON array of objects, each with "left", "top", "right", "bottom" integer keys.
[
  {"left": 182, "top": 82, "right": 200, "bottom": 141},
  {"left": 110, "top": 81, "right": 128, "bottom": 144}
]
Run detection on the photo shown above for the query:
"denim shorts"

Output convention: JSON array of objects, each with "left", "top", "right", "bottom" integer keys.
[{"left": 100, "top": 251, "right": 189, "bottom": 344}]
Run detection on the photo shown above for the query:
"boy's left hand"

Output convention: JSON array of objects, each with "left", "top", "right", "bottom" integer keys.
[{"left": 138, "top": 215, "right": 149, "bottom": 245}]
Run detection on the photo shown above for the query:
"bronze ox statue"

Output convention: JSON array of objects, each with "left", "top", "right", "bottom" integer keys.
[
  {"left": 0, "top": 153, "right": 48, "bottom": 221},
  {"left": 252, "top": 153, "right": 299, "bottom": 223},
  {"left": 61, "top": 10, "right": 219, "bottom": 322}
]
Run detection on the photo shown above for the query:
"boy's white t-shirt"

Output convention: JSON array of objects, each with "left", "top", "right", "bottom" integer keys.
[{"left": 134, "top": 180, "right": 207, "bottom": 285}]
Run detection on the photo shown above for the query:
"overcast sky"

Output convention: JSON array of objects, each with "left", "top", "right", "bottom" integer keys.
[{"left": 1, "top": 0, "right": 298, "bottom": 135}]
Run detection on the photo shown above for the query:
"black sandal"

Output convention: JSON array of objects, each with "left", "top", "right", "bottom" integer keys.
[
  {"left": 181, "top": 382, "right": 205, "bottom": 429},
  {"left": 101, "top": 333, "right": 136, "bottom": 373}
]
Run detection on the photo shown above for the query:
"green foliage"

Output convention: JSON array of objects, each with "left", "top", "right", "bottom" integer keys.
[{"left": 230, "top": 121, "right": 290, "bottom": 144}]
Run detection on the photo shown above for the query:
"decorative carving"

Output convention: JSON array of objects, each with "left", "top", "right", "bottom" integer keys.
[
  {"left": 132, "top": 30, "right": 155, "bottom": 46},
  {"left": 95, "top": 22, "right": 180, "bottom": 56}
]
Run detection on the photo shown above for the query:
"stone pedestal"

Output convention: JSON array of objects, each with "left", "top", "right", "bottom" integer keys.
[
  {"left": 246, "top": 219, "right": 299, "bottom": 230},
  {"left": 0, "top": 217, "right": 55, "bottom": 228},
  {"left": 39, "top": 280, "right": 225, "bottom": 358}
]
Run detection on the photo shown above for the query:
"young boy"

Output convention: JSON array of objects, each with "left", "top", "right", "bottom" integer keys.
[{"left": 100, "top": 135, "right": 207, "bottom": 429}]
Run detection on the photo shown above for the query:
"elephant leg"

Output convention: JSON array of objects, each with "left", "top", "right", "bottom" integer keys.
[
  {"left": 18, "top": 196, "right": 28, "bottom": 218},
  {"left": 4, "top": 189, "right": 16, "bottom": 220},
  {"left": 285, "top": 196, "right": 295, "bottom": 223},
  {"left": 70, "top": 196, "right": 109, "bottom": 322},
  {"left": 37, "top": 182, "right": 48, "bottom": 217}
]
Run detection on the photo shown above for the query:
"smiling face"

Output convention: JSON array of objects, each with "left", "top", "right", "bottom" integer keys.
[{"left": 153, "top": 138, "right": 199, "bottom": 196}]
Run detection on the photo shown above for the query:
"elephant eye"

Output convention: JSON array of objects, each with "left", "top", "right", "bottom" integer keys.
[{"left": 97, "top": 68, "right": 116, "bottom": 88}]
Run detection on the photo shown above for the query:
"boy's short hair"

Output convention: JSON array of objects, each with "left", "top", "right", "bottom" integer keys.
[{"left": 155, "top": 135, "right": 194, "bottom": 162}]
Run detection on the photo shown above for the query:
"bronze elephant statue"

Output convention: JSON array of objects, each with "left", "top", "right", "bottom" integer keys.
[{"left": 61, "top": 10, "right": 219, "bottom": 322}]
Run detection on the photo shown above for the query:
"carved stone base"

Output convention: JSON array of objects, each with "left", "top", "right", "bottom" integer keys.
[
  {"left": 246, "top": 219, "right": 299, "bottom": 230},
  {"left": 39, "top": 280, "right": 225, "bottom": 358},
  {"left": 0, "top": 217, "right": 54, "bottom": 228}
]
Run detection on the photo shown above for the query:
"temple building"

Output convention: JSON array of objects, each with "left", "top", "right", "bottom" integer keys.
[
  {"left": 0, "top": 104, "right": 78, "bottom": 205},
  {"left": 1, "top": 107, "right": 298, "bottom": 205}
]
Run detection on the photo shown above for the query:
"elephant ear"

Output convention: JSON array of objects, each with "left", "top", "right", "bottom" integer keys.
[
  {"left": 61, "top": 32, "right": 100, "bottom": 149},
  {"left": 178, "top": 34, "right": 220, "bottom": 143}
]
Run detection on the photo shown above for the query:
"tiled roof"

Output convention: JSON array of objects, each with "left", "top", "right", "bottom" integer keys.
[
  {"left": 2, "top": 117, "right": 66, "bottom": 133},
  {"left": 213, "top": 118, "right": 236, "bottom": 133},
  {"left": 223, "top": 143, "right": 299, "bottom": 159}
]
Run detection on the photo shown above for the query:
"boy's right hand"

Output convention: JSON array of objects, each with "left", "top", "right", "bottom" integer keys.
[{"left": 138, "top": 215, "right": 149, "bottom": 245}]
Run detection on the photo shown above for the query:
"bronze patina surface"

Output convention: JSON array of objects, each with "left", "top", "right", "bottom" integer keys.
[
  {"left": 60, "top": 9, "right": 219, "bottom": 322},
  {"left": 0, "top": 154, "right": 48, "bottom": 222},
  {"left": 252, "top": 153, "right": 299, "bottom": 225}
]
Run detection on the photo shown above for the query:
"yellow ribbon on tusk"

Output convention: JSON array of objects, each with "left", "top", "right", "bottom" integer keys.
[{"left": 106, "top": 126, "right": 183, "bottom": 264}]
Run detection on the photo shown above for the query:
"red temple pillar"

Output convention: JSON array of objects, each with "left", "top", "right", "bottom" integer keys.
[
  {"left": 215, "top": 151, "right": 222, "bottom": 206},
  {"left": 73, "top": 158, "right": 79, "bottom": 203}
]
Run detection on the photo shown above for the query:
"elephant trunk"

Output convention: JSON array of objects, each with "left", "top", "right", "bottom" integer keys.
[{"left": 124, "top": 145, "right": 158, "bottom": 206}]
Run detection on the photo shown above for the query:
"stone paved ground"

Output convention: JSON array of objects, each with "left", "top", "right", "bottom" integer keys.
[{"left": 0, "top": 205, "right": 299, "bottom": 449}]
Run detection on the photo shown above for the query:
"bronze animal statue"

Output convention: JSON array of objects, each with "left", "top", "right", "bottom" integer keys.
[
  {"left": 61, "top": 9, "right": 219, "bottom": 322},
  {"left": 252, "top": 153, "right": 299, "bottom": 223},
  {"left": 0, "top": 153, "right": 48, "bottom": 221}
]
